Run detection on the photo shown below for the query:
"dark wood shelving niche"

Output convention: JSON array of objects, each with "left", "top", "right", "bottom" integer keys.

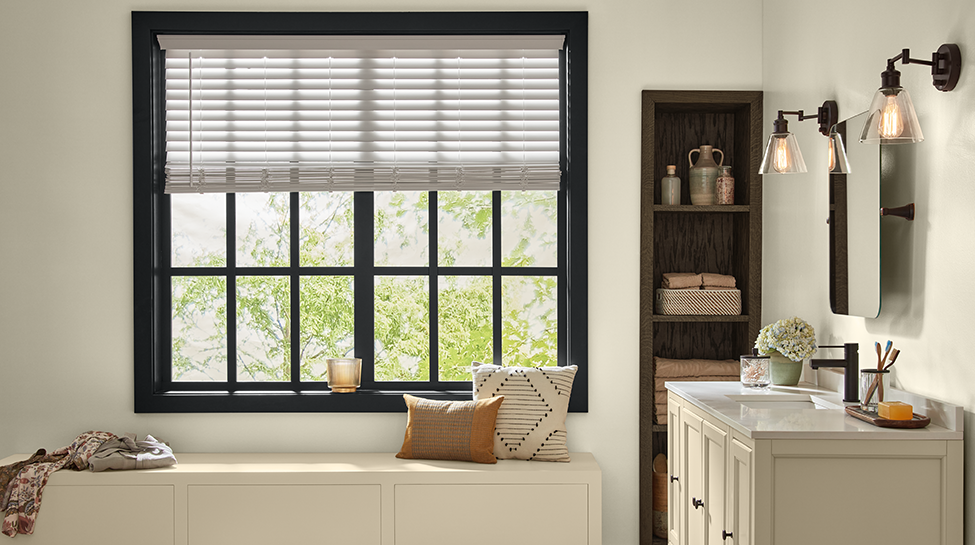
[{"left": 639, "top": 90, "right": 763, "bottom": 545}]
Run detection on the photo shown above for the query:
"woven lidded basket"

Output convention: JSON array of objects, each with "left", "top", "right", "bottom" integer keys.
[{"left": 655, "top": 289, "right": 741, "bottom": 316}]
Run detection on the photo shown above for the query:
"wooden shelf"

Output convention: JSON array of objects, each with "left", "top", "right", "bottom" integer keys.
[
  {"left": 653, "top": 204, "right": 749, "bottom": 213},
  {"left": 639, "top": 90, "right": 762, "bottom": 545},
  {"left": 650, "top": 314, "right": 749, "bottom": 323}
]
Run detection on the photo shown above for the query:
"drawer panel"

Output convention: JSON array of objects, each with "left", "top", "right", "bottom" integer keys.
[
  {"left": 22, "top": 485, "right": 174, "bottom": 545},
  {"left": 395, "top": 484, "right": 589, "bottom": 545},
  {"left": 188, "top": 485, "right": 380, "bottom": 545}
]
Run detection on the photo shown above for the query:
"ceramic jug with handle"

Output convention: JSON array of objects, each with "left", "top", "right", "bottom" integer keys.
[{"left": 688, "top": 145, "right": 724, "bottom": 205}]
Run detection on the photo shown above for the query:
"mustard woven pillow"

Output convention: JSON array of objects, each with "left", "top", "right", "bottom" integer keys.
[{"left": 396, "top": 394, "right": 505, "bottom": 464}]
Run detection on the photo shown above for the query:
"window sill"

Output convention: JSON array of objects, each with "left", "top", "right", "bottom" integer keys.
[{"left": 135, "top": 389, "right": 474, "bottom": 413}]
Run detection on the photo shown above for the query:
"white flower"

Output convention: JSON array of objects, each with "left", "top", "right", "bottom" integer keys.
[{"left": 755, "top": 316, "right": 817, "bottom": 362}]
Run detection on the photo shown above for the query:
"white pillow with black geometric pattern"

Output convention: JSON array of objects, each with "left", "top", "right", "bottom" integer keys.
[{"left": 472, "top": 362, "right": 578, "bottom": 462}]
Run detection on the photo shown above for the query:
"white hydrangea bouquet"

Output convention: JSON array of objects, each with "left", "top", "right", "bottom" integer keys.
[{"left": 755, "top": 316, "right": 817, "bottom": 362}]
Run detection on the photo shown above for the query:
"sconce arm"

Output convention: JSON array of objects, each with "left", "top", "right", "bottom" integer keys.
[
  {"left": 776, "top": 101, "right": 838, "bottom": 136},
  {"left": 884, "top": 44, "right": 960, "bottom": 92}
]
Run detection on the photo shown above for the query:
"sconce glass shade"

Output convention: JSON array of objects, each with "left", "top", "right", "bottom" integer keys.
[
  {"left": 859, "top": 87, "right": 923, "bottom": 144},
  {"left": 828, "top": 131, "right": 851, "bottom": 174},
  {"left": 759, "top": 132, "right": 807, "bottom": 174}
]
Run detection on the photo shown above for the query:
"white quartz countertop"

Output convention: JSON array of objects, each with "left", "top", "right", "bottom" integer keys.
[{"left": 666, "top": 381, "right": 964, "bottom": 440}]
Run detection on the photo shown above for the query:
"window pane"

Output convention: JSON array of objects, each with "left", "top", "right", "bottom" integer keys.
[
  {"left": 300, "top": 192, "right": 354, "bottom": 267},
  {"left": 172, "top": 275, "right": 227, "bottom": 381},
  {"left": 300, "top": 275, "right": 354, "bottom": 382},
  {"left": 438, "top": 191, "right": 491, "bottom": 266},
  {"left": 236, "top": 276, "right": 291, "bottom": 381},
  {"left": 439, "top": 276, "right": 492, "bottom": 381},
  {"left": 502, "top": 190, "right": 557, "bottom": 267},
  {"left": 375, "top": 276, "right": 429, "bottom": 381},
  {"left": 172, "top": 193, "right": 226, "bottom": 267},
  {"left": 375, "top": 191, "right": 428, "bottom": 266},
  {"left": 502, "top": 276, "right": 557, "bottom": 366},
  {"left": 236, "top": 193, "right": 290, "bottom": 267}
]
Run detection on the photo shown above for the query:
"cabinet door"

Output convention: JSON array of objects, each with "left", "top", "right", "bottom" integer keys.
[
  {"left": 727, "top": 437, "right": 753, "bottom": 545},
  {"left": 702, "top": 419, "right": 728, "bottom": 545},
  {"left": 680, "top": 407, "right": 704, "bottom": 545},
  {"left": 667, "top": 394, "right": 682, "bottom": 545}
]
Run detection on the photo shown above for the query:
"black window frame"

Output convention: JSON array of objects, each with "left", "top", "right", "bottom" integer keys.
[{"left": 133, "top": 10, "right": 588, "bottom": 413}]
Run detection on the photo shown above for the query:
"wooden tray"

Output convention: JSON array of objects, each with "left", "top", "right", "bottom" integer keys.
[{"left": 845, "top": 406, "right": 930, "bottom": 429}]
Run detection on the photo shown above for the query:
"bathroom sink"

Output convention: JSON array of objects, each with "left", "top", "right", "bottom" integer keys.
[{"left": 726, "top": 393, "right": 843, "bottom": 410}]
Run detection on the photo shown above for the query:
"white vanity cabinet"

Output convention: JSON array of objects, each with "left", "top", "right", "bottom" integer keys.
[
  {"left": 669, "top": 393, "right": 751, "bottom": 545},
  {"left": 668, "top": 383, "right": 963, "bottom": 545}
]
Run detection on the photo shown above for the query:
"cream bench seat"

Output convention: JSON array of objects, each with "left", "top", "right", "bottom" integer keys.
[{"left": 0, "top": 452, "right": 601, "bottom": 545}]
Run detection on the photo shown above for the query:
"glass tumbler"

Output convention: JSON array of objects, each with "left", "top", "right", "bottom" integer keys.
[
  {"left": 860, "top": 369, "right": 890, "bottom": 412},
  {"left": 740, "top": 355, "right": 771, "bottom": 388}
]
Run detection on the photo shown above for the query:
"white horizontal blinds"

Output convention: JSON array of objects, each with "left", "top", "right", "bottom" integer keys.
[{"left": 159, "top": 35, "right": 563, "bottom": 193}]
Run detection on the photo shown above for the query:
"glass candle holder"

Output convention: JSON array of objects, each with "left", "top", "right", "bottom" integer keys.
[
  {"left": 860, "top": 369, "right": 890, "bottom": 412},
  {"left": 740, "top": 355, "right": 771, "bottom": 389},
  {"left": 326, "top": 358, "right": 362, "bottom": 393}
]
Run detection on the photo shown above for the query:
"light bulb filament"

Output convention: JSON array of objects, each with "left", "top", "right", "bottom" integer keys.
[
  {"left": 773, "top": 136, "right": 791, "bottom": 173},
  {"left": 828, "top": 137, "right": 836, "bottom": 172},
  {"left": 879, "top": 95, "right": 903, "bottom": 139}
]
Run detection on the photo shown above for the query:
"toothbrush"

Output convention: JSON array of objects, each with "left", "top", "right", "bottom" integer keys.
[
  {"left": 879, "top": 340, "right": 893, "bottom": 370},
  {"left": 865, "top": 342, "right": 894, "bottom": 410},
  {"left": 878, "top": 348, "right": 900, "bottom": 402},
  {"left": 883, "top": 349, "right": 900, "bottom": 371}
]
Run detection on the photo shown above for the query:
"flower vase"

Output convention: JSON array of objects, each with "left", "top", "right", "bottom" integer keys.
[{"left": 769, "top": 351, "right": 802, "bottom": 386}]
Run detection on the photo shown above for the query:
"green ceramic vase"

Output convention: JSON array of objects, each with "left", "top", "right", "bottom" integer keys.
[{"left": 769, "top": 350, "right": 802, "bottom": 386}]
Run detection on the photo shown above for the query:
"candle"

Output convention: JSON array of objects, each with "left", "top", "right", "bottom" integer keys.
[{"left": 326, "top": 358, "right": 362, "bottom": 392}]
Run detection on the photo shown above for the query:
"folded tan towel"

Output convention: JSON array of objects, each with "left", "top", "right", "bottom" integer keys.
[
  {"left": 701, "top": 273, "right": 736, "bottom": 288},
  {"left": 662, "top": 273, "right": 703, "bottom": 289},
  {"left": 655, "top": 403, "right": 668, "bottom": 424},
  {"left": 702, "top": 286, "right": 737, "bottom": 290},
  {"left": 654, "top": 357, "right": 740, "bottom": 378}
]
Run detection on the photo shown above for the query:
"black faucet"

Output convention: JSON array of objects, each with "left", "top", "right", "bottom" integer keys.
[{"left": 809, "top": 343, "right": 859, "bottom": 403}]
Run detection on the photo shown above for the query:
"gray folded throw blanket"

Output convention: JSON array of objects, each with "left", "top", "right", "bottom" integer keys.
[{"left": 88, "top": 433, "right": 177, "bottom": 472}]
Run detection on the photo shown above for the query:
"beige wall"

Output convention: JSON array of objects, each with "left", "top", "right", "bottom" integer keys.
[
  {"left": 0, "top": 1, "right": 762, "bottom": 543},
  {"left": 12, "top": 0, "right": 974, "bottom": 542},
  {"left": 762, "top": 0, "right": 975, "bottom": 541}
]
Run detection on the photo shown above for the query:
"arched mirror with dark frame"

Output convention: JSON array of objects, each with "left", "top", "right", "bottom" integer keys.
[{"left": 828, "top": 111, "right": 881, "bottom": 318}]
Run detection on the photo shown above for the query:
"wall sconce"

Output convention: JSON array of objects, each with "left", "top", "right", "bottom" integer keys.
[
  {"left": 859, "top": 44, "right": 961, "bottom": 144},
  {"left": 760, "top": 100, "right": 838, "bottom": 174}
]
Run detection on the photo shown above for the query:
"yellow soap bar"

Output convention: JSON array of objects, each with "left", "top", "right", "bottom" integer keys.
[{"left": 878, "top": 401, "right": 913, "bottom": 420}]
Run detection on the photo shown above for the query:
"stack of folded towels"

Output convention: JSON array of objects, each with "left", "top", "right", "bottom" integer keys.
[
  {"left": 661, "top": 272, "right": 736, "bottom": 290},
  {"left": 654, "top": 357, "right": 740, "bottom": 423}
]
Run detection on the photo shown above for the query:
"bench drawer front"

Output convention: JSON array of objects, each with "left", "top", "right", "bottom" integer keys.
[
  {"left": 21, "top": 485, "right": 174, "bottom": 545},
  {"left": 395, "top": 484, "right": 589, "bottom": 545},
  {"left": 188, "top": 484, "right": 380, "bottom": 544}
]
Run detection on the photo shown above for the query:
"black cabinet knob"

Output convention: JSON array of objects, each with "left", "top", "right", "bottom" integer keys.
[
  {"left": 692, "top": 497, "right": 704, "bottom": 509},
  {"left": 670, "top": 475, "right": 679, "bottom": 483},
  {"left": 723, "top": 530, "right": 733, "bottom": 541}
]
